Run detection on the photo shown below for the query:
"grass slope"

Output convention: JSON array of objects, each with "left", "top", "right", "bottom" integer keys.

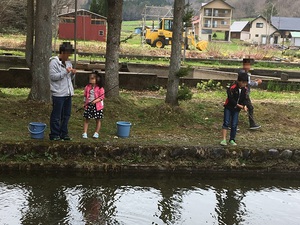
[{"left": 1, "top": 88, "right": 300, "bottom": 149}]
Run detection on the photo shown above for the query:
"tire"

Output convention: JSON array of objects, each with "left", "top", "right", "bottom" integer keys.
[{"left": 152, "top": 38, "right": 165, "bottom": 48}]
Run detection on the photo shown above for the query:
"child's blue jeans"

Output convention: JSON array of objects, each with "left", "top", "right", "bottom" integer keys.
[{"left": 222, "top": 108, "right": 239, "bottom": 141}]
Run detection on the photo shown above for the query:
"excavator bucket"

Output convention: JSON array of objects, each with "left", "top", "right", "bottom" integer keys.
[{"left": 196, "top": 40, "right": 208, "bottom": 51}]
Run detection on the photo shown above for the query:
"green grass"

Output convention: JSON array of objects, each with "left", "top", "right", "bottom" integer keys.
[
  {"left": 122, "top": 20, "right": 143, "bottom": 32},
  {"left": 1, "top": 88, "right": 300, "bottom": 149}
]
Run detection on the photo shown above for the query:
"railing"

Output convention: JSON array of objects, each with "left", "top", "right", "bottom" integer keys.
[
  {"left": 213, "top": 13, "right": 231, "bottom": 18},
  {"left": 203, "top": 13, "right": 231, "bottom": 18},
  {"left": 203, "top": 24, "right": 230, "bottom": 29}
]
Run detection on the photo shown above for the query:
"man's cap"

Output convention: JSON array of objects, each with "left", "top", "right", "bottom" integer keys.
[
  {"left": 243, "top": 58, "right": 254, "bottom": 64},
  {"left": 59, "top": 42, "right": 74, "bottom": 53},
  {"left": 237, "top": 71, "right": 249, "bottom": 82}
]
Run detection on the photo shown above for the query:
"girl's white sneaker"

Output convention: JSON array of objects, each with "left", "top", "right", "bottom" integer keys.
[
  {"left": 93, "top": 132, "right": 99, "bottom": 138},
  {"left": 82, "top": 133, "right": 88, "bottom": 139}
]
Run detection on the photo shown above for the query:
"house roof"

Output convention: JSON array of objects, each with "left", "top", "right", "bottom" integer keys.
[
  {"left": 291, "top": 32, "right": 300, "bottom": 38},
  {"left": 201, "top": 0, "right": 234, "bottom": 9},
  {"left": 250, "top": 15, "right": 267, "bottom": 24},
  {"left": 230, "top": 21, "right": 249, "bottom": 32},
  {"left": 58, "top": 9, "right": 107, "bottom": 20},
  {"left": 271, "top": 17, "right": 300, "bottom": 31},
  {"left": 250, "top": 15, "right": 277, "bottom": 30}
]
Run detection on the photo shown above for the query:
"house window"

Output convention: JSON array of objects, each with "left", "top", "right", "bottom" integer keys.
[
  {"left": 204, "top": 19, "right": 211, "bottom": 28},
  {"left": 221, "top": 21, "right": 227, "bottom": 25},
  {"left": 214, "top": 10, "right": 219, "bottom": 17},
  {"left": 255, "top": 34, "right": 259, "bottom": 37},
  {"left": 99, "top": 30, "right": 104, "bottom": 36},
  {"left": 60, "top": 17, "right": 75, "bottom": 23},
  {"left": 205, "top": 9, "right": 211, "bottom": 16},
  {"left": 256, "top": 23, "right": 263, "bottom": 28},
  {"left": 92, "top": 19, "right": 105, "bottom": 25},
  {"left": 213, "top": 21, "right": 218, "bottom": 28}
]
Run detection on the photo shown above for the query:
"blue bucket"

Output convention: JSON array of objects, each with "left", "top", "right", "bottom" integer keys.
[
  {"left": 116, "top": 121, "right": 131, "bottom": 138},
  {"left": 28, "top": 122, "right": 47, "bottom": 139}
]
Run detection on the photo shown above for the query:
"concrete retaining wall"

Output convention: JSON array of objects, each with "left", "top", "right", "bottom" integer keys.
[
  {"left": 0, "top": 68, "right": 231, "bottom": 90},
  {"left": 0, "top": 56, "right": 298, "bottom": 89}
]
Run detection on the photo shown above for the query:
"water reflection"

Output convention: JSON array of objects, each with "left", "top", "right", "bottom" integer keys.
[{"left": 0, "top": 172, "right": 300, "bottom": 225}]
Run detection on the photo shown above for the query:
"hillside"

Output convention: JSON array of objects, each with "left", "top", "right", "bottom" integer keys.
[{"left": 78, "top": 0, "right": 300, "bottom": 20}]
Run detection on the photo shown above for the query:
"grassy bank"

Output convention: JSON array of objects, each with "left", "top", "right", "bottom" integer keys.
[{"left": 1, "top": 88, "right": 300, "bottom": 149}]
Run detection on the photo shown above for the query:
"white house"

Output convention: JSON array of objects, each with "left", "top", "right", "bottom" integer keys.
[
  {"left": 230, "top": 21, "right": 250, "bottom": 41},
  {"left": 272, "top": 17, "right": 300, "bottom": 46},
  {"left": 291, "top": 32, "right": 300, "bottom": 47},
  {"left": 248, "top": 15, "right": 279, "bottom": 45}
]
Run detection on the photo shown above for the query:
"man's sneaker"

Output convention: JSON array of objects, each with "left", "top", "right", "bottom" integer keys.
[
  {"left": 82, "top": 133, "right": 88, "bottom": 139},
  {"left": 93, "top": 132, "right": 99, "bottom": 139},
  {"left": 61, "top": 136, "right": 72, "bottom": 141},
  {"left": 250, "top": 124, "right": 261, "bottom": 130},
  {"left": 50, "top": 136, "right": 60, "bottom": 141},
  {"left": 229, "top": 140, "right": 237, "bottom": 146},
  {"left": 220, "top": 140, "right": 227, "bottom": 146}
]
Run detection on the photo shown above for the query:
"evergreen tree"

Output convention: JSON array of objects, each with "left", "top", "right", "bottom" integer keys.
[
  {"left": 98, "top": 0, "right": 108, "bottom": 17},
  {"left": 263, "top": 0, "right": 278, "bottom": 21},
  {"left": 90, "top": 0, "right": 108, "bottom": 17}
]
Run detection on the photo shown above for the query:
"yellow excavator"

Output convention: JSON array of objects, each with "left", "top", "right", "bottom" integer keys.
[{"left": 144, "top": 18, "right": 208, "bottom": 51}]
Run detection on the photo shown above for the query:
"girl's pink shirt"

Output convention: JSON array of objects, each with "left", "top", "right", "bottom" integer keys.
[{"left": 84, "top": 84, "right": 105, "bottom": 111}]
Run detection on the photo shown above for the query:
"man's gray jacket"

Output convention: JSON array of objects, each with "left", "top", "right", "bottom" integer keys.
[{"left": 49, "top": 56, "right": 75, "bottom": 97}]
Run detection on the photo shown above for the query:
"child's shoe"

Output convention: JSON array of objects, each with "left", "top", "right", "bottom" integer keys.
[
  {"left": 93, "top": 132, "right": 99, "bottom": 139},
  {"left": 220, "top": 140, "right": 227, "bottom": 146},
  {"left": 82, "top": 133, "right": 88, "bottom": 139},
  {"left": 229, "top": 140, "right": 237, "bottom": 146}
]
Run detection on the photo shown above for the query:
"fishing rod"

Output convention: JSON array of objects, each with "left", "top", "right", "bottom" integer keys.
[{"left": 76, "top": 84, "right": 119, "bottom": 112}]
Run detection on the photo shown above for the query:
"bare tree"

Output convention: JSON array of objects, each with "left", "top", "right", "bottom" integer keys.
[
  {"left": 25, "top": 0, "right": 34, "bottom": 68},
  {"left": 165, "top": 0, "right": 185, "bottom": 106},
  {"left": 27, "top": 0, "right": 52, "bottom": 102},
  {"left": 52, "top": 0, "right": 75, "bottom": 52},
  {"left": 105, "top": 0, "right": 123, "bottom": 97},
  {"left": 0, "top": 0, "right": 27, "bottom": 32}
]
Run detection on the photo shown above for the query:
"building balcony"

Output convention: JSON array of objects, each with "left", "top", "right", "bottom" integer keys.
[
  {"left": 203, "top": 11, "right": 231, "bottom": 18},
  {"left": 212, "top": 24, "right": 230, "bottom": 29},
  {"left": 202, "top": 24, "right": 230, "bottom": 30},
  {"left": 213, "top": 13, "right": 231, "bottom": 18}
]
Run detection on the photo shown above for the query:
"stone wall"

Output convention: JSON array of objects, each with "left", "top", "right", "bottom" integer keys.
[{"left": 0, "top": 143, "right": 299, "bottom": 174}]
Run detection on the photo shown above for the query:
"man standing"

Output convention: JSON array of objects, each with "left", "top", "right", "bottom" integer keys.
[
  {"left": 242, "top": 58, "right": 262, "bottom": 130},
  {"left": 49, "top": 42, "right": 76, "bottom": 141}
]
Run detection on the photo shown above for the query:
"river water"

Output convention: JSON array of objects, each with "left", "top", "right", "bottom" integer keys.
[{"left": 0, "top": 172, "right": 300, "bottom": 225}]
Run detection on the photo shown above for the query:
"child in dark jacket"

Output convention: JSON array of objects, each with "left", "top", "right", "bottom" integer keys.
[{"left": 220, "top": 71, "right": 249, "bottom": 146}]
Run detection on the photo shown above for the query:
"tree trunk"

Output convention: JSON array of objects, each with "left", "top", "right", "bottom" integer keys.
[
  {"left": 25, "top": 0, "right": 34, "bottom": 69},
  {"left": 105, "top": 0, "right": 123, "bottom": 98},
  {"left": 165, "top": 0, "right": 185, "bottom": 106},
  {"left": 28, "top": 0, "right": 52, "bottom": 102}
]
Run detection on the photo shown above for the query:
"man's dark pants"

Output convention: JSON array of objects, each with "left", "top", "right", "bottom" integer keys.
[{"left": 49, "top": 96, "right": 72, "bottom": 139}]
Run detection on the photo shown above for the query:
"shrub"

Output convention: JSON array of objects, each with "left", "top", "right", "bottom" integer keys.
[
  {"left": 196, "top": 79, "right": 223, "bottom": 91},
  {"left": 176, "top": 66, "right": 192, "bottom": 78},
  {"left": 267, "top": 80, "right": 300, "bottom": 92},
  {"left": 177, "top": 84, "right": 192, "bottom": 101}
]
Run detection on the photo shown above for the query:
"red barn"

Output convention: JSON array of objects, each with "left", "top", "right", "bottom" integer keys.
[{"left": 58, "top": 9, "right": 107, "bottom": 42}]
